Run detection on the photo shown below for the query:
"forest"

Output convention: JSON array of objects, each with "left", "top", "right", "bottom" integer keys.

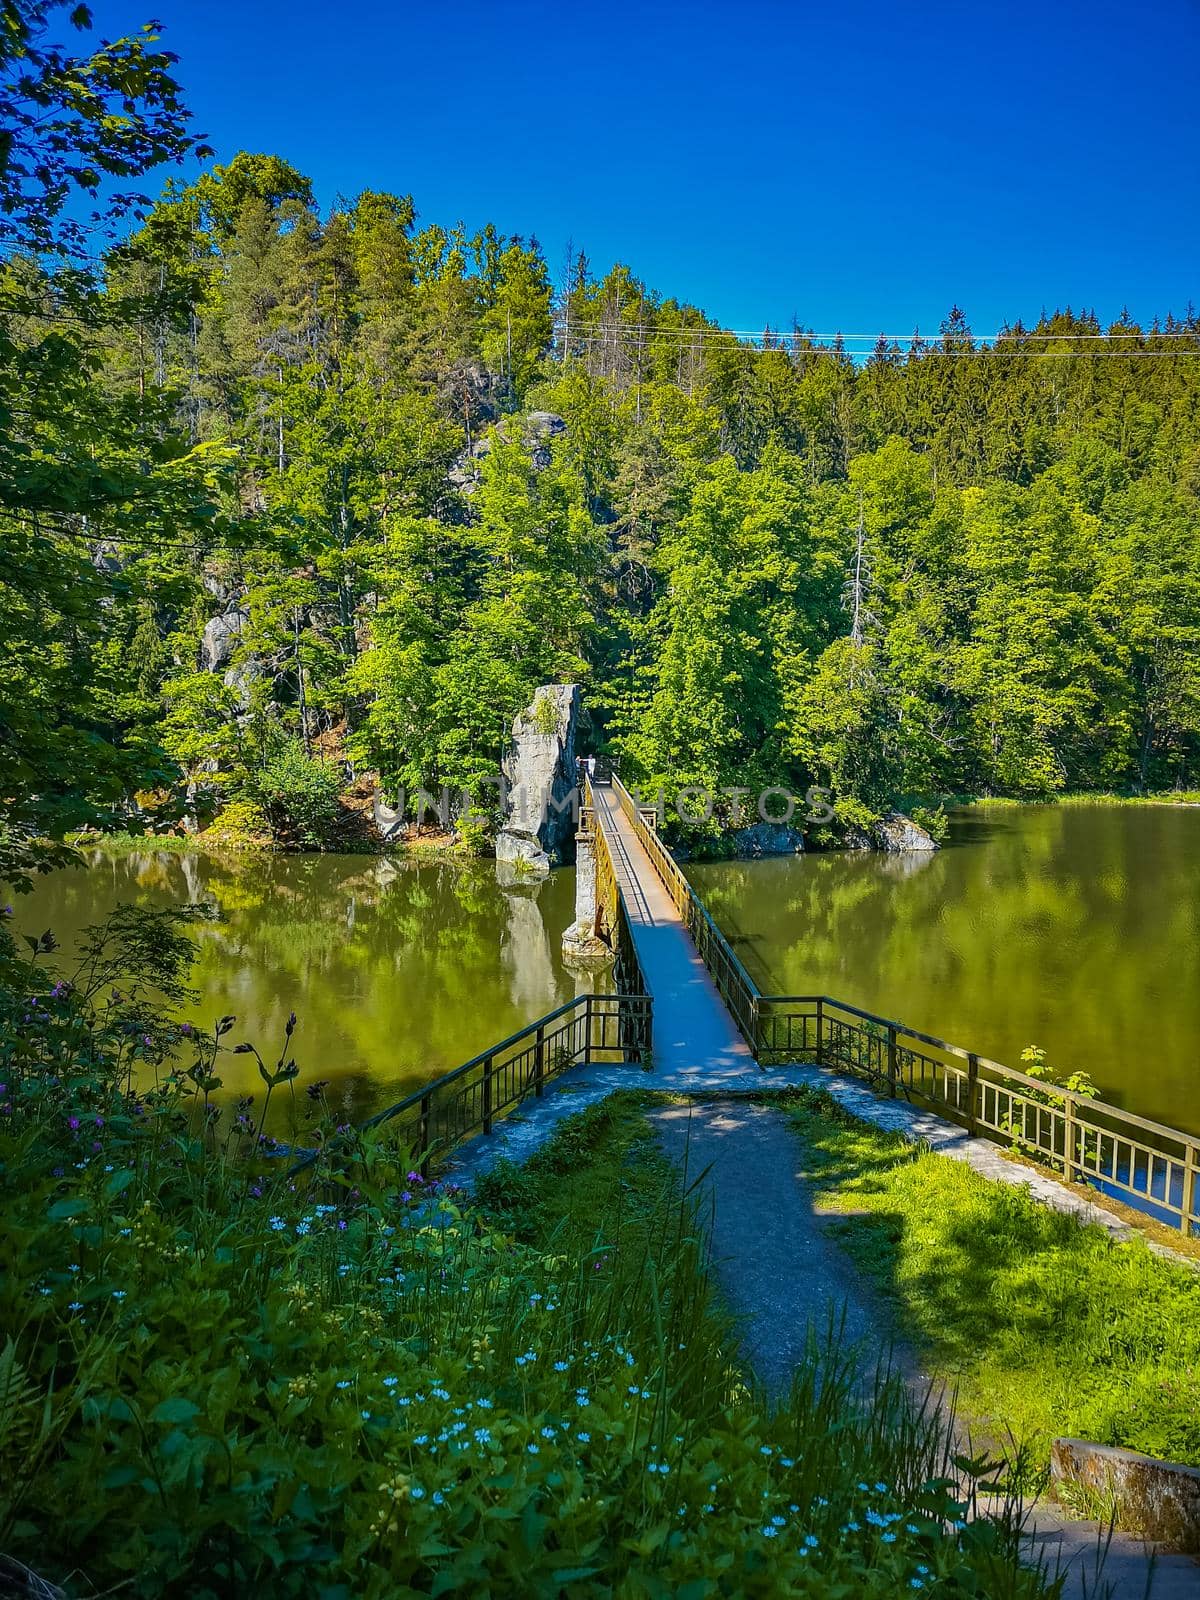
[{"left": 4, "top": 10, "right": 1200, "bottom": 853}]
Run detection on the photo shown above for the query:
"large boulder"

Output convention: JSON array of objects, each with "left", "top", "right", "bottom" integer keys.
[
  {"left": 873, "top": 812, "right": 939, "bottom": 852},
  {"left": 730, "top": 822, "right": 806, "bottom": 858},
  {"left": 496, "top": 684, "right": 580, "bottom": 874},
  {"left": 449, "top": 411, "right": 567, "bottom": 491},
  {"left": 200, "top": 608, "right": 249, "bottom": 673},
  {"left": 841, "top": 812, "right": 939, "bottom": 853}
]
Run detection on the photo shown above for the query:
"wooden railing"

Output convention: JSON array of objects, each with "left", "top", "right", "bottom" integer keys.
[
  {"left": 603, "top": 774, "right": 1200, "bottom": 1236},
  {"left": 345, "top": 992, "right": 652, "bottom": 1180}
]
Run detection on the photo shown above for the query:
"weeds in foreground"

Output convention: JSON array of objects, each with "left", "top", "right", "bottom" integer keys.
[{"left": 0, "top": 903, "right": 1060, "bottom": 1596}]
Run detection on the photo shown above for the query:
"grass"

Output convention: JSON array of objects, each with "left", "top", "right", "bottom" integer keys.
[
  {"left": 0, "top": 907, "right": 1056, "bottom": 1600},
  {"left": 774, "top": 1087, "right": 1200, "bottom": 1480}
]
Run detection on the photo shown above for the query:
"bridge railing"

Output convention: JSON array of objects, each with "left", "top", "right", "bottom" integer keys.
[
  {"left": 758, "top": 994, "right": 1200, "bottom": 1236},
  {"left": 604, "top": 774, "right": 1200, "bottom": 1236},
  {"left": 351, "top": 992, "right": 652, "bottom": 1180},
  {"left": 608, "top": 774, "right": 761, "bottom": 1042}
]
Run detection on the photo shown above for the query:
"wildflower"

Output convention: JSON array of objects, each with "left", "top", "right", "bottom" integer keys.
[
  {"left": 844, "top": 1521, "right": 860, "bottom": 1532},
  {"left": 68, "top": 1301, "right": 82, "bottom": 1311},
  {"left": 473, "top": 1429, "right": 491, "bottom": 1444},
  {"left": 577, "top": 1432, "right": 590, "bottom": 1442},
  {"left": 527, "top": 1444, "right": 539, "bottom": 1455},
  {"left": 554, "top": 1360, "right": 569, "bottom": 1372},
  {"left": 540, "top": 1426, "right": 555, "bottom": 1439},
  {"left": 771, "top": 1515, "right": 786, "bottom": 1528},
  {"left": 361, "top": 1410, "right": 371, "bottom": 1421},
  {"left": 882, "top": 1532, "right": 897, "bottom": 1544},
  {"left": 269, "top": 1217, "right": 286, "bottom": 1232},
  {"left": 761, "top": 1526, "right": 779, "bottom": 1539},
  {"left": 414, "top": 1435, "right": 429, "bottom": 1446},
  {"left": 336, "top": 1380, "right": 351, "bottom": 1390},
  {"left": 780, "top": 1455, "right": 795, "bottom": 1467},
  {"left": 431, "top": 1387, "right": 450, "bottom": 1400},
  {"left": 910, "top": 1583, "right": 925, "bottom": 1592},
  {"left": 760, "top": 1445, "right": 772, "bottom": 1456},
  {"left": 432, "top": 1491, "right": 444, "bottom": 1505},
  {"left": 67, "top": 1116, "right": 79, "bottom": 1132},
  {"left": 111, "top": 1290, "right": 126, "bottom": 1301},
  {"left": 804, "top": 1536, "right": 819, "bottom": 1550},
  {"left": 410, "top": 1486, "right": 425, "bottom": 1500},
  {"left": 476, "top": 1398, "right": 493, "bottom": 1410},
  {"left": 383, "top": 1377, "right": 399, "bottom": 1389}
]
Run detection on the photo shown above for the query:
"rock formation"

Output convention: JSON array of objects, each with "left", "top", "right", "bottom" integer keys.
[
  {"left": 843, "top": 812, "right": 939, "bottom": 852},
  {"left": 496, "top": 684, "right": 580, "bottom": 877},
  {"left": 199, "top": 607, "right": 248, "bottom": 673}
]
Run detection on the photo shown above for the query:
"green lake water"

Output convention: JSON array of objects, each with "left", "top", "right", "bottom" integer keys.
[
  {"left": 16, "top": 850, "right": 586, "bottom": 1125},
  {"left": 15, "top": 804, "right": 1200, "bottom": 1137},
  {"left": 687, "top": 804, "right": 1200, "bottom": 1135}
]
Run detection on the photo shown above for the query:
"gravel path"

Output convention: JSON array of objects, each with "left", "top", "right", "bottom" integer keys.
[{"left": 648, "top": 1098, "right": 1200, "bottom": 1600}]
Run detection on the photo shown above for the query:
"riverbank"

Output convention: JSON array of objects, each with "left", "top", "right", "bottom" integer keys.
[
  {"left": 774, "top": 1087, "right": 1200, "bottom": 1483},
  {"left": 0, "top": 984, "right": 1052, "bottom": 1598}
]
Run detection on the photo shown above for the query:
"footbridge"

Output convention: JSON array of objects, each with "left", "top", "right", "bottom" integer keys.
[{"left": 347, "top": 770, "right": 1199, "bottom": 1240}]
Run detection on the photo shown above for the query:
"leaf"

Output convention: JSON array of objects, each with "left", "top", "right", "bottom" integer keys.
[
  {"left": 47, "top": 1196, "right": 89, "bottom": 1220},
  {"left": 104, "top": 1168, "right": 135, "bottom": 1198},
  {"left": 150, "top": 1396, "right": 201, "bottom": 1425}
]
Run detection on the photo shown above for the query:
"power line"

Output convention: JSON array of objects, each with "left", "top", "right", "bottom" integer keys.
[{"left": 557, "top": 330, "right": 1199, "bottom": 359}]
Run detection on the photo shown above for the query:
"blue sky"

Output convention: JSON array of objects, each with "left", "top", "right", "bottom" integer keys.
[{"left": 90, "top": 0, "right": 1199, "bottom": 337}]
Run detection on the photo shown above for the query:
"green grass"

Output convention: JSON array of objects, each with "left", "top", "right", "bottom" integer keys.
[
  {"left": 775, "top": 1087, "right": 1200, "bottom": 1476},
  {"left": 0, "top": 925, "right": 1055, "bottom": 1600}
]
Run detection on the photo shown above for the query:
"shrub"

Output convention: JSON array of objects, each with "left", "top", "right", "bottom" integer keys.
[
  {"left": 253, "top": 741, "right": 343, "bottom": 849},
  {"left": 202, "top": 797, "right": 274, "bottom": 850}
]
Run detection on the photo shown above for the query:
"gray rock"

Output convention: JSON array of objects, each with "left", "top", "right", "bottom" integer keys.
[
  {"left": 730, "top": 822, "right": 807, "bottom": 858},
  {"left": 839, "top": 812, "right": 939, "bottom": 852},
  {"left": 499, "top": 684, "right": 580, "bottom": 867},
  {"left": 494, "top": 829, "right": 551, "bottom": 877},
  {"left": 1051, "top": 1438, "right": 1200, "bottom": 1550},
  {"left": 873, "top": 811, "right": 939, "bottom": 852},
  {"left": 449, "top": 411, "right": 567, "bottom": 490},
  {"left": 200, "top": 608, "right": 248, "bottom": 673},
  {"left": 371, "top": 790, "right": 407, "bottom": 844}
]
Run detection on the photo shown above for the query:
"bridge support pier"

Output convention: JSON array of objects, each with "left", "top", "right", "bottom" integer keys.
[{"left": 562, "top": 826, "right": 612, "bottom": 970}]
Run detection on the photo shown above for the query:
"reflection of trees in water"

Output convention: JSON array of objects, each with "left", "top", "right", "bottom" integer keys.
[
  {"left": 691, "top": 809, "right": 1200, "bottom": 1128},
  {"left": 30, "top": 850, "right": 582, "bottom": 1126}
]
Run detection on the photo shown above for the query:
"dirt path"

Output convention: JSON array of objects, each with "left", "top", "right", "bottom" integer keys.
[{"left": 648, "top": 1098, "right": 1200, "bottom": 1600}]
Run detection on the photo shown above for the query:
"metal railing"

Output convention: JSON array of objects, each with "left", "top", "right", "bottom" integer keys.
[
  {"left": 350, "top": 992, "right": 652, "bottom": 1179},
  {"left": 603, "top": 774, "right": 1200, "bottom": 1236},
  {"left": 609, "top": 774, "right": 761, "bottom": 1043}
]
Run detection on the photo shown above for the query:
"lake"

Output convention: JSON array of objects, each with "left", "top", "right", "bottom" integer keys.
[
  {"left": 687, "top": 804, "right": 1200, "bottom": 1135},
  {"left": 16, "top": 849, "right": 587, "bottom": 1127},
  {"left": 15, "top": 804, "right": 1200, "bottom": 1138}
]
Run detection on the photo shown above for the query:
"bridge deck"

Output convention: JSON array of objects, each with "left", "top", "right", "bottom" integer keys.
[{"left": 591, "top": 783, "right": 756, "bottom": 1084}]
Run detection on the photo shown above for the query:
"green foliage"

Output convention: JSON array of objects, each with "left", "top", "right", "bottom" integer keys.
[
  {"left": 0, "top": 932, "right": 1055, "bottom": 1597},
  {"left": 202, "top": 798, "right": 275, "bottom": 851},
  {"left": 778, "top": 1088, "right": 1200, "bottom": 1480},
  {"left": 3, "top": 6, "right": 1200, "bottom": 840},
  {"left": 253, "top": 742, "right": 343, "bottom": 849}
]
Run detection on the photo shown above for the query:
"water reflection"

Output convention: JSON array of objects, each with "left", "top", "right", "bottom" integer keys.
[
  {"left": 688, "top": 806, "right": 1200, "bottom": 1134},
  {"left": 19, "top": 850, "right": 585, "bottom": 1123}
]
